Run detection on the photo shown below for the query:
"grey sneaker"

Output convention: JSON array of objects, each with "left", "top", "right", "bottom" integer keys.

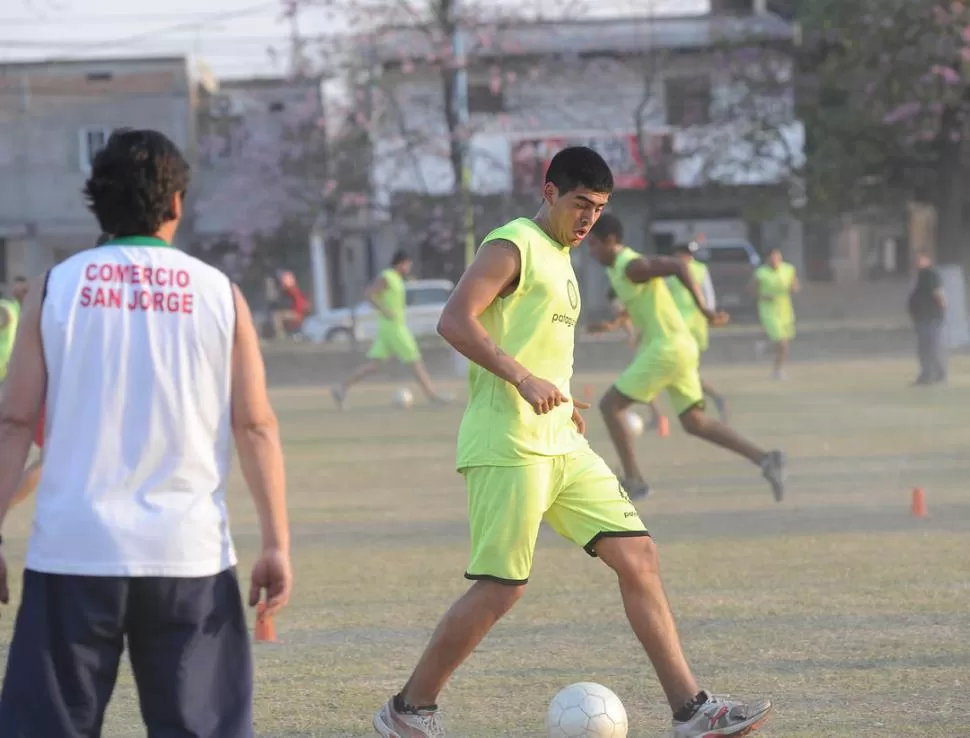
[
  {"left": 672, "top": 693, "right": 772, "bottom": 737},
  {"left": 373, "top": 696, "right": 445, "bottom": 737},
  {"left": 761, "top": 450, "right": 785, "bottom": 502},
  {"left": 331, "top": 386, "right": 348, "bottom": 411}
]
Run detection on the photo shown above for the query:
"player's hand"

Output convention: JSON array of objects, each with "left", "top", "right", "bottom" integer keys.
[
  {"left": 516, "top": 375, "right": 567, "bottom": 415},
  {"left": 0, "top": 547, "right": 8, "bottom": 605},
  {"left": 571, "top": 400, "right": 591, "bottom": 435},
  {"left": 705, "top": 310, "right": 730, "bottom": 327},
  {"left": 249, "top": 546, "right": 292, "bottom": 617}
]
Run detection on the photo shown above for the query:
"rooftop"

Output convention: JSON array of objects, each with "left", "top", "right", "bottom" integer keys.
[{"left": 372, "top": 13, "right": 794, "bottom": 65}]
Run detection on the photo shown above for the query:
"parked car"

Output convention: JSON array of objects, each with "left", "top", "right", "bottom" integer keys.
[
  {"left": 301, "top": 278, "right": 455, "bottom": 344},
  {"left": 692, "top": 239, "right": 761, "bottom": 318}
]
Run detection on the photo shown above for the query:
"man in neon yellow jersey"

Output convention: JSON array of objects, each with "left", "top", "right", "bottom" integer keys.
[
  {"left": 667, "top": 241, "right": 728, "bottom": 421},
  {"left": 588, "top": 214, "right": 785, "bottom": 502},
  {"left": 0, "top": 277, "right": 28, "bottom": 388},
  {"left": 751, "top": 247, "right": 799, "bottom": 380},
  {"left": 331, "top": 250, "right": 450, "bottom": 409},
  {"left": 372, "top": 147, "right": 773, "bottom": 738}
]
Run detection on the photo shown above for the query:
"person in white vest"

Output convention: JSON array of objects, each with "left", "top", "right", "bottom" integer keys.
[{"left": 0, "top": 128, "right": 292, "bottom": 738}]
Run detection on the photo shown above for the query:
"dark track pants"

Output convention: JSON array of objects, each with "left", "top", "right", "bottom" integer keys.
[{"left": 0, "top": 568, "right": 253, "bottom": 738}]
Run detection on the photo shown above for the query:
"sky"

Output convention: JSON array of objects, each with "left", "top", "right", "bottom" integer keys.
[{"left": 0, "top": 0, "right": 710, "bottom": 79}]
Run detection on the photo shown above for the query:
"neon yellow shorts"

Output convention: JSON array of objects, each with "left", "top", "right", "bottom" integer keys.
[
  {"left": 461, "top": 446, "right": 648, "bottom": 584},
  {"left": 614, "top": 338, "right": 704, "bottom": 415},
  {"left": 367, "top": 323, "right": 421, "bottom": 364},
  {"left": 759, "top": 303, "right": 795, "bottom": 343}
]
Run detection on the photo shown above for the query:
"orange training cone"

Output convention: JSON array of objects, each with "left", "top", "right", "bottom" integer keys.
[
  {"left": 911, "top": 487, "right": 928, "bottom": 518},
  {"left": 254, "top": 603, "right": 278, "bottom": 643},
  {"left": 657, "top": 415, "right": 670, "bottom": 438}
]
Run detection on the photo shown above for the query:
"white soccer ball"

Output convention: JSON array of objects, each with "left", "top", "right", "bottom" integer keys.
[
  {"left": 547, "top": 682, "right": 629, "bottom": 738},
  {"left": 393, "top": 388, "right": 414, "bottom": 409},
  {"left": 621, "top": 410, "right": 644, "bottom": 438}
]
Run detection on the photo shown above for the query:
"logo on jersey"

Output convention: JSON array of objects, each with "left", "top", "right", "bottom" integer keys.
[{"left": 567, "top": 279, "right": 579, "bottom": 310}]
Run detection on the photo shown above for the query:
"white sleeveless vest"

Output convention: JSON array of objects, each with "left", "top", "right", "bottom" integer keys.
[{"left": 27, "top": 237, "right": 238, "bottom": 577}]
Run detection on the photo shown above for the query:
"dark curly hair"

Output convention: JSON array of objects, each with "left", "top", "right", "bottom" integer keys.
[
  {"left": 83, "top": 128, "right": 190, "bottom": 237},
  {"left": 545, "top": 146, "right": 614, "bottom": 196}
]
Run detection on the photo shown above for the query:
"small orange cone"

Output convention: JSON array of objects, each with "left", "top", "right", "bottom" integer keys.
[
  {"left": 911, "top": 488, "right": 928, "bottom": 518},
  {"left": 254, "top": 603, "right": 278, "bottom": 643},
  {"left": 657, "top": 415, "right": 670, "bottom": 438}
]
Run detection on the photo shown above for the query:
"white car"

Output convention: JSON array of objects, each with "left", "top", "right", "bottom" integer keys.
[{"left": 301, "top": 278, "right": 455, "bottom": 344}]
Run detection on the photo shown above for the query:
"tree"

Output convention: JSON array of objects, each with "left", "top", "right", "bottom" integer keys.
[{"left": 800, "top": 0, "right": 970, "bottom": 264}]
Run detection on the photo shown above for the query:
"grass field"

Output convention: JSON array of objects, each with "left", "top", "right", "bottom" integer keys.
[{"left": 1, "top": 356, "right": 968, "bottom": 737}]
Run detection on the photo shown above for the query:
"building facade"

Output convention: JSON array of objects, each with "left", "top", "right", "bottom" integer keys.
[
  {"left": 0, "top": 56, "right": 200, "bottom": 285},
  {"left": 367, "top": 6, "right": 804, "bottom": 306}
]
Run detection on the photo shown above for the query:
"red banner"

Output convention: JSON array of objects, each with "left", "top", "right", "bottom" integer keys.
[{"left": 510, "top": 133, "right": 674, "bottom": 192}]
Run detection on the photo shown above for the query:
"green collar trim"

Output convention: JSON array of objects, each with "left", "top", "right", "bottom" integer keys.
[{"left": 104, "top": 236, "right": 173, "bottom": 248}]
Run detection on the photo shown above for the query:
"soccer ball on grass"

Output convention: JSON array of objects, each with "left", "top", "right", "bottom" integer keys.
[{"left": 547, "top": 682, "right": 628, "bottom": 738}]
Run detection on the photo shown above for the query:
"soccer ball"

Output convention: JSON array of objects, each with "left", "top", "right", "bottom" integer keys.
[
  {"left": 621, "top": 410, "right": 644, "bottom": 437},
  {"left": 547, "top": 682, "right": 628, "bottom": 738},
  {"left": 393, "top": 388, "right": 414, "bottom": 409}
]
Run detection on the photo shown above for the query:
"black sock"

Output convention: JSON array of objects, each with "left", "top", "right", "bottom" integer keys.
[
  {"left": 673, "top": 690, "right": 710, "bottom": 723},
  {"left": 394, "top": 693, "right": 437, "bottom": 713}
]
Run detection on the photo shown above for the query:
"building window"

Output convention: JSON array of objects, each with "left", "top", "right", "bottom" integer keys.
[
  {"left": 665, "top": 75, "right": 712, "bottom": 126},
  {"left": 468, "top": 83, "right": 505, "bottom": 114},
  {"left": 78, "top": 126, "right": 110, "bottom": 172}
]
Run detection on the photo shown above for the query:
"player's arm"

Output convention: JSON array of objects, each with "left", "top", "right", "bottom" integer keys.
[
  {"left": 790, "top": 272, "right": 801, "bottom": 295},
  {"left": 437, "top": 240, "right": 530, "bottom": 385},
  {"left": 0, "top": 277, "right": 47, "bottom": 530},
  {"left": 626, "top": 257, "right": 718, "bottom": 318},
  {"left": 363, "top": 275, "right": 392, "bottom": 320},
  {"left": 438, "top": 240, "right": 569, "bottom": 414},
  {"left": 230, "top": 285, "right": 289, "bottom": 555}
]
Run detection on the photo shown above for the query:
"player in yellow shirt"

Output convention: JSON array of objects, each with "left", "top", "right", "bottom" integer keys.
[
  {"left": 588, "top": 214, "right": 785, "bottom": 502},
  {"left": 373, "top": 147, "right": 772, "bottom": 738},
  {"left": 668, "top": 241, "right": 728, "bottom": 421},
  {"left": 750, "top": 247, "right": 799, "bottom": 380},
  {"left": 332, "top": 250, "right": 449, "bottom": 408}
]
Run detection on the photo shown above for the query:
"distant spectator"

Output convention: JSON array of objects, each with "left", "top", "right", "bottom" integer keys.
[
  {"left": 907, "top": 251, "right": 947, "bottom": 386},
  {"left": 275, "top": 270, "right": 311, "bottom": 337}
]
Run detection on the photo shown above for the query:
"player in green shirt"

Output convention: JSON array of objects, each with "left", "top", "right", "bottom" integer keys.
[
  {"left": 667, "top": 241, "right": 728, "bottom": 421},
  {"left": 373, "top": 148, "right": 773, "bottom": 738},
  {"left": 750, "top": 247, "right": 799, "bottom": 380},
  {"left": 588, "top": 215, "right": 785, "bottom": 503},
  {"left": 332, "top": 250, "right": 450, "bottom": 408}
]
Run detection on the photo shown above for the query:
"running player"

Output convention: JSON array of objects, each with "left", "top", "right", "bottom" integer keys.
[
  {"left": 751, "top": 247, "right": 799, "bottom": 380},
  {"left": 668, "top": 241, "right": 728, "bottom": 421},
  {"left": 332, "top": 250, "right": 450, "bottom": 409},
  {"left": 373, "top": 146, "right": 773, "bottom": 738},
  {"left": 587, "top": 214, "right": 785, "bottom": 502},
  {"left": 587, "top": 287, "right": 665, "bottom": 429}
]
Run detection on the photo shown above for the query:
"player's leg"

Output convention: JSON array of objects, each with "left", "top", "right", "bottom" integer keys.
[
  {"left": 375, "top": 463, "right": 551, "bottom": 736},
  {"left": 332, "top": 334, "right": 387, "bottom": 409},
  {"left": 600, "top": 351, "right": 668, "bottom": 498},
  {"left": 127, "top": 570, "right": 253, "bottom": 737},
  {"left": 547, "top": 449, "right": 773, "bottom": 735},
  {"left": 393, "top": 329, "right": 451, "bottom": 404},
  {"left": 669, "top": 366, "right": 786, "bottom": 501},
  {"left": 700, "top": 377, "right": 728, "bottom": 422},
  {"left": 772, "top": 338, "right": 789, "bottom": 379},
  {"left": 0, "top": 571, "right": 127, "bottom": 736}
]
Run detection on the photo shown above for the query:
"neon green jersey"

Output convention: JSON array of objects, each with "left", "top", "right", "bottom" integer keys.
[
  {"left": 606, "top": 246, "right": 690, "bottom": 348},
  {"left": 456, "top": 218, "right": 584, "bottom": 468},
  {"left": 667, "top": 259, "right": 710, "bottom": 351},
  {"left": 0, "top": 298, "right": 20, "bottom": 381},
  {"left": 375, "top": 268, "right": 406, "bottom": 325},
  {"left": 754, "top": 263, "right": 796, "bottom": 316}
]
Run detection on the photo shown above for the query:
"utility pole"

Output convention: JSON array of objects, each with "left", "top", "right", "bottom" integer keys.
[{"left": 448, "top": 0, "right": 476, "bottom": 268}]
